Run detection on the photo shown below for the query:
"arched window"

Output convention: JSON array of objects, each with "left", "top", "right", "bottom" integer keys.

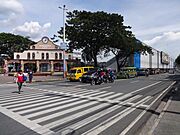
[
  {"left": 46, "top": 53, "right": 49, "bottom": 60},
  {"left": 16, "top": 54, "right": 20, "bottom": 59},
  {"left": 68, "top": 55, "right": 72, "bottom": 60},
  {"left": 27, "top": 53, "right": 30, "bottom": 59},
  {"left": 55, "top": 53, "right": 58, "bottom": 60},
  {"left": 59, "top": 53, "right": 62, "bottom": 59},
  {"left": 32, "top": 46, "right": 35, "bottom": 49},
  {"left": 42, "top": 53, "right": 44, "bottom": 59},
  {"left": 32, "top": 52, "right": 35, "bottom": 59}
]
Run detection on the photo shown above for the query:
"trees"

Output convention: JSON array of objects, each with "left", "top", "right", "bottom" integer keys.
[
  {"left": 0, "top": 33, "right": 35, "bottom": 58},
  {"left": 105, "top": 32, "right": 152, "bottom": 71},
  {"left": 56, "top": 10, "right": 151, "bottom": 70},
  {"left": 175, "top": 54, "right": 180, "bottom": 65},
  {"left": 58, "top": 10, "right": 116, "bottom": 67}
]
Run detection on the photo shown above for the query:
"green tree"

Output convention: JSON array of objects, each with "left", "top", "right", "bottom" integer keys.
[
  {"left": 57, "top": 10, "right": 120, "bottom": 67},
  {"left": 175, "top": 54, "right": 180, "bottom": 65},
  {"left": 0, "top": 33, "right": 35, "bottom": 58}
]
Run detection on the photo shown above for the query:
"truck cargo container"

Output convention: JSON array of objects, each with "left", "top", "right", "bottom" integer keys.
[{"left": 131, "top": 47, "right": 174, "bottom": 74}]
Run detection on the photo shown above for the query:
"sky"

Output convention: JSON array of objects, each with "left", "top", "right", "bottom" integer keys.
[{"left": 0, "top": 0, "right": 180, "bottom": 60}]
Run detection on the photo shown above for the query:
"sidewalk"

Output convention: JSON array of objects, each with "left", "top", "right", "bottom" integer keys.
[
  {"left": 152, "top": 81, "right": 180, "bottom": 135},
  {"left": 0, "top": 74, "right": 62, "bottom": 84}
]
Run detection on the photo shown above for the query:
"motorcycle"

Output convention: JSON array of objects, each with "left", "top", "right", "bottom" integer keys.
[
  {"left": 90, "top": 75, "right": 107, "bottom": 85},
  {"left": 108, "top": 75, "right": 115, "bottom": 83}
]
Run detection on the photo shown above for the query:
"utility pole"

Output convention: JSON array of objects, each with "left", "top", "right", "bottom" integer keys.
[{"left": 59, "top": 5, "right": 67, "bottom": 78}]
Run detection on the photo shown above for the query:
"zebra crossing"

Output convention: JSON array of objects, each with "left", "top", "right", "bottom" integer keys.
[{"left": 0, "top": 83, "right": 153, "bottom": 135}]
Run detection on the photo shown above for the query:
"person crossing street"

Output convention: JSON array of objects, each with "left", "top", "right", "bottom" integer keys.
[{"left": 16, "top": 70, "right": 24, "bottom": 94}]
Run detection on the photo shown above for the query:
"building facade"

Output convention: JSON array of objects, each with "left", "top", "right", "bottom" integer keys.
[{"left": 6, "top": 37, "right": 81, "bottom": 74}]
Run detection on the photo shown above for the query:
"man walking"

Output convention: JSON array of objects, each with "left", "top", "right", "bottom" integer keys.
[{"left": 16, "top": 70, "right": 24, "bottom": 94}]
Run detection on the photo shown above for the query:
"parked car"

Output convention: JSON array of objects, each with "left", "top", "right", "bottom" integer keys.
[
  {"left": 137, "top": 69, "right": 149, "bottom": 76},
  {"left": 117, "top": 67, "right": 137, "bottom": 79}
]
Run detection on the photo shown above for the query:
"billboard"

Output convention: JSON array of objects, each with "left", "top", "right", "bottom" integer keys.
[{"left": 161, "top": 51, "right": 169, "bottom": 64}]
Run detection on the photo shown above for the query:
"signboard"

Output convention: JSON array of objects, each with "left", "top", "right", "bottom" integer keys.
[{"left": 161, "top": 51, "right": 169, "bottom": 64}]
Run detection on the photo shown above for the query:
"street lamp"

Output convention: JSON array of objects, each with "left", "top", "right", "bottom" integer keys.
[{"left": 59, "top": 5, "right": 67, "bottom": 78}]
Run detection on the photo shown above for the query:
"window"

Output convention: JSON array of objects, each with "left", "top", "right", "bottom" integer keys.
[
  {"left": 59, "top": 53, "right": 62, "bottom": 59},
  {"left": 68, "top": 55, "right": 72, "bottom": 60},
  {"left": 32, "top": 52, "right": 35, "bottom": 59},
  {"left": 55, "top": 53, "right": 58, "bottom": 60},
  {"left": 16, "top": 54, "right": 20, "bottom": 59},
  {"left": 27, "top": 53, "right": 30, "bottom": 59},
  {"left": 42, "top": 53, "right": 44, "bottom": 59},
  {"left": 32, "top": 46, "right": 35, "bottom": 49},
  {"left": 84, "top": 68, "right": 88, "bottom": 72},
  {"left": 77, "top": 69, "right": 81, "bottom": 73},
  {"left": 46, "top": 53, "right": 49, "bottom": 60}
]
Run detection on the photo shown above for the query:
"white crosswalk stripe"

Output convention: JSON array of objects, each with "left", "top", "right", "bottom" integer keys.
[{"left": 0, "top": 84, "right": 152, "bottom": 135}]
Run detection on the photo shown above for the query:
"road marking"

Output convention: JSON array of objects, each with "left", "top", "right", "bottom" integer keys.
[
  {"left": 105, "top": 93, "right": 123, "bottom": 100},
  {"left": 59, "top": 105, "right": 121, "bottom": 133},
  {"left": 34, "top": 101, "right": 98, "bottom": 123},
  {"left": 2, "top": 96, "right": 61, "bottom": 107},
  {"left": 95, "top": 92, "right": 115, "bottom": 98},
  {"left": 0, "top": 81, "right": 159, "bottom": 135},
  {"left": 131, "top": 81, "right": 162, "bottom": 94},
  {"left": 0, "top": 106, "right": 55, "bottom": 135},
  {"left": 19, "top": 98, "right": 79, "bottom": 115},
  {"left": 130, "top": 80, "right": 139, "bottom": 83},
  {"left": 72, "top": 84, "right": 90, "bottom": 88},
  {"left": 82, "top": 90, "right": 107, "bottom": 97},
  {"left": 119, "top": 81, "right": 176, "bottom": 135},
  {"left": 121, "top": 95, "right": 142, "bottom": 105},
  {"left": 0, "top": 83, "right": 16, "bottom": 87},
  {"left": 82, "top": 96, "right": 152, "bottom": 135},
  {"left": 149, "top": 96, "right": 173, "bottom": 135},
  {"left": 9, "top": 97, "right": 69, "bottom": 111},
  {"left": 0, "top": 92, "right": 50, "bottom": 103},
  {"left": 24, "top": 99, "right": 83, "bottom": 119},
  {"left": 42, "top": 103, "right": 109, "bottom": 129},
  {"left": 96, "top": 86, "right": 112, "bottom": 91}
]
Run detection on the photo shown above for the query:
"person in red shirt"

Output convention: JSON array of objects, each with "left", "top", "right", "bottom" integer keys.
[{"left": 16, "top": 70, "right": 24, "bottom": 94}]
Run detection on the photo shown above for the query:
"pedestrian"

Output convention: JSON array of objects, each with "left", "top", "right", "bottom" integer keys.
[
  {"left": 16, "top": 70, "right": 24, "bottom": 94},
  {"left": 23, "top": 72, "right": 28, "bottom": 86},
  {"left": 28, "top": 70, "right": 33, "bottom": 83}
]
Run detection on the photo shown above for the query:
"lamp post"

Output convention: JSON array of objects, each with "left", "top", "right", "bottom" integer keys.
[{"left": 59, "top": 5, "right": 67, "bottom": 78}]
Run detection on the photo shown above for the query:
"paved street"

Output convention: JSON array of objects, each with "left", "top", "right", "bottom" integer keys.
[{"left": 0, "top": 73, "right": 176, "bottom": 135}]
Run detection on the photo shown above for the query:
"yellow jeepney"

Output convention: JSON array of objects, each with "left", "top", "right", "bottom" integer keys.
[{"left": 67, "top": 66, "right": 94, "bottom": 81}]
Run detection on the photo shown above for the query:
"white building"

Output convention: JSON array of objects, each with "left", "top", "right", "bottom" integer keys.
[{"left": 7, "top": 37, "right": 81, "bottom": 74}]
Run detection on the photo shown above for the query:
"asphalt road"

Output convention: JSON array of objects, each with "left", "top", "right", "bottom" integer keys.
[{"left": 0, "top": 73, "right": 176, "bottom": 135}]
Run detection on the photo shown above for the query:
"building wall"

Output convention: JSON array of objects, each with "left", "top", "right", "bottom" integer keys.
[{"left": 14, "top": 50, "right": 66, "bottom": 60}]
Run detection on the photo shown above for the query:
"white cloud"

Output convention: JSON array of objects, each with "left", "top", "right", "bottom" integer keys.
[
  {"left": 135, "top": 24, "right": 180, "bottom": 39},
  {"left": 12, "top": 21, "right": 51, "bottom": 41},
  {"left": 0, "top": 0, "right": 24, "bottom": 26},
  {"left": 144, "top": 31, "right": 180, "bottom": 59}
]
